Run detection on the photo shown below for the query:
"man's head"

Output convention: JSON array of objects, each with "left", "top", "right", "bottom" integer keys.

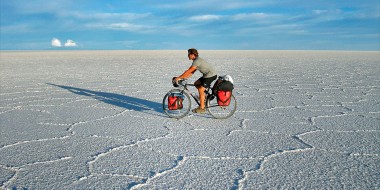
[{"left": 188, "top": 48, "right": 198, "bottom": 60}]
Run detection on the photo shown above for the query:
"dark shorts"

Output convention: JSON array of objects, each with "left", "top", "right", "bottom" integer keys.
[{"left": 197, "top": 75, "right": 217, "bottom": 88}]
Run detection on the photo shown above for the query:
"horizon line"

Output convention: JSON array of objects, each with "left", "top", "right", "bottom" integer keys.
[{"left": 1, "top": 49, "right": 379, "bottom": 52}]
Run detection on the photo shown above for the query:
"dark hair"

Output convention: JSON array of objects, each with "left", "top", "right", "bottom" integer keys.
[{"left": 188, "top": 48, "right": 199, "bottom": 57}]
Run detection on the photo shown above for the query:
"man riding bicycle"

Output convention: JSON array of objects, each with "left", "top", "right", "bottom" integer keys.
[{"left": 174, "top": 48, "right": 217, "bottom": 113}]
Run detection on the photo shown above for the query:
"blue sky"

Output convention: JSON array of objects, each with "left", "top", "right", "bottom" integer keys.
[{"left": 1, "top": 0, "right": 379, "bottom": 50}]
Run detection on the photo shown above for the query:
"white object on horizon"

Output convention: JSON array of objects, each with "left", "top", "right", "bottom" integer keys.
[
  {"left": 64, "top": 40, "right": 77, "bottom": 47},
  {"left": 51, "top": 38, "right": 77, "bottom": 47},
  {"left": 51, "top": 38, "right": 62, "bottom": 47}
]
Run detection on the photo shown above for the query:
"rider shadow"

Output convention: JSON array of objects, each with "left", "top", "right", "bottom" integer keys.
[{"left": 47, "top": 83, "right": 163, "bottom": 116}]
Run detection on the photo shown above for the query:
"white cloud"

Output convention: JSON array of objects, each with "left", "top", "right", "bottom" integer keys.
[
  {"left": 51, "top": 38, "right": 77, "bottom": 47},
  {"left": 87, "top": 22, "right": 154, "bottom": 33},
  {"left": 71, "top": 12, "right": 152, "bottom": 21},
  {"left": 108, "top": 23, "right": 147, "bottom": 31},
  {"left": 189, "top": 15, "right": 221, "bottom": 22},
  {"left": 64, "top": 39, "right": 77, "bottom": 47},
  {"left": 313, "top": 10, "right": 328, "bottom": 15},
  {"left": 232, "top": 13, "right": 271, "bottom": 20},
  {"left": 51, "top": 38, "right": 62, "bottom": 47}
]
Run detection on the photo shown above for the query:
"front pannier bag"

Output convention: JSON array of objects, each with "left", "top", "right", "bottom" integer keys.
[{"left": 168, "top": 93, "right": 183, "bottom": 110}]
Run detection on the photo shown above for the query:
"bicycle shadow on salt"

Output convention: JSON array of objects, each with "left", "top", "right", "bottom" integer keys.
[{"left": 47, "top": 83, "right": 164, "bottom": 117}]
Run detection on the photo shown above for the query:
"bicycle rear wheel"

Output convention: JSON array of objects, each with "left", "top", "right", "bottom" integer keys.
[
  {"left": 206, "top": 94, "right": 237, "bottom": 119},
  {"left": 163, "top": 89, "right": 191, "bottom": 119}
]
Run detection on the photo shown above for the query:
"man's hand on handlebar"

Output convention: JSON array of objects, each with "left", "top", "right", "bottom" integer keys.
[
  {"left": 172, "top": 77, "right": 187, "bottom": 87},
  {"left": 172, "top": 77, "right": 179, "bottom": 84}
]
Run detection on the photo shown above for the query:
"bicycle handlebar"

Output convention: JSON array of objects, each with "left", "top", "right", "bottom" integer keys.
[
  {"left": 178, "top": 79, "right": 188, "bottom": 86},
  {"left": 172, "top": 78, "right": 188, "bottom": 87}
]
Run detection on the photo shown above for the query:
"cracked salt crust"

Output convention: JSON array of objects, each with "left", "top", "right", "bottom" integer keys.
[{"left": 0, "top": 50, "right": 379, "bottom": 189}]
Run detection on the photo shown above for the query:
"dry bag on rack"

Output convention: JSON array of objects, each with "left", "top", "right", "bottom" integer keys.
[
  {"left": 213, "top": 76, "right": 234, "bottom": 106},
  {"left": 168, "top": 93, "right": 183, "bottom": 110}
]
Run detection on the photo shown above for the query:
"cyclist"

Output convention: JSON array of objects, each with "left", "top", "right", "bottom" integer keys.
[{"left": 174, "top": 48, "right": 217, "bottom": 113}]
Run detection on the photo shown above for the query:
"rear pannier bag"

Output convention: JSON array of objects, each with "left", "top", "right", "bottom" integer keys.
[
  {"left": 168, "top": 93, "right": 183, "bottom": 110},
  {"left": 217, "top": 90, "right": 232, "bottom": 106},
  {"left": 213, "top": 80, "right": 234, "bottom": 106}
]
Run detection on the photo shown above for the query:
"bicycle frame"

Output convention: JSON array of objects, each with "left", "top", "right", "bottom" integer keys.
[
  {"left": 179, "top": 84, "right": 201, "bottom": 106},
  {"left": 178, "top": 81, "right": 213, "bottom": 107}
]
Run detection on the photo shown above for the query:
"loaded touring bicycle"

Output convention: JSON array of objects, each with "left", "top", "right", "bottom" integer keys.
[{"left": 163, "top": 75, "right": 237, "bottom": 119}]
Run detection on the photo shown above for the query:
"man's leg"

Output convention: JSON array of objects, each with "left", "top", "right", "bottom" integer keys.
[
  {"left": 198, "top": 86, "right": 206, "bottom": 109},
  {"left": 194, "top": 79, "right": 206, "bottom": 110}
]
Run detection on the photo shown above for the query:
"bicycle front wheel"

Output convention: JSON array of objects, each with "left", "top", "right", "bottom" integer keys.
[
  {"left": 206, "top": 94, "right": 237, "bottom": 119},
  {"left": 162, "top": 89, "right": 191, "bottom": 119}
]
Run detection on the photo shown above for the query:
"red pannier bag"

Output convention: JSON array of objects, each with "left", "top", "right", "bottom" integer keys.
[
  {"left": 168, "top": 94, "right": 183, "bottom": 110},
  {"left": 213, "top": 78, "right": 234, "bottom": 106},
  {"left": 217, "top": 90, "right": 232, "bottom": 106}
]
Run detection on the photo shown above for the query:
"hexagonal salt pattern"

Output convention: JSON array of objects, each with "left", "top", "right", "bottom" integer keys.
[{"left": 1, "top": 51, "right": 378, "bottom": 189}]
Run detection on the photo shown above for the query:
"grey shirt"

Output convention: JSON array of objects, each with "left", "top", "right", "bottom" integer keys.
[{"left": 191, "top": 57, "right": 217, "bottom": 78}]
